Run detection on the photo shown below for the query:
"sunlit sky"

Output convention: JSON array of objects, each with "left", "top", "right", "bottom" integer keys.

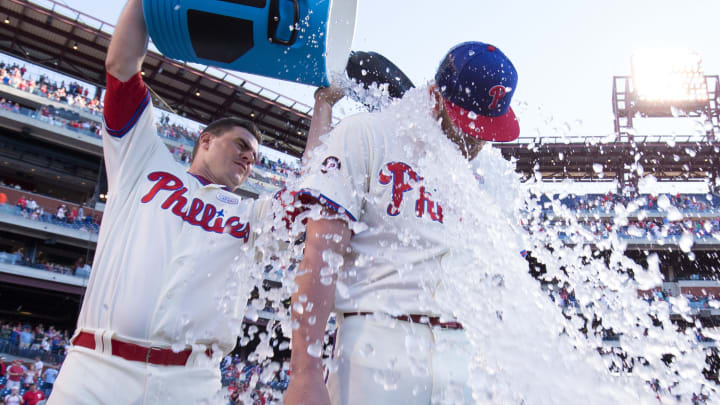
[{"left": 25, "top": 0, "right": 720, "bottom": 192}]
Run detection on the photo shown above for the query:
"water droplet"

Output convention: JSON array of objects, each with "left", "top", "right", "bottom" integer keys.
[
  {"left": 679, "top": 233, "right": 694, "bottom": 252},
  {"left": 306, "top": 340, "right": 323, "bottom": 358}
]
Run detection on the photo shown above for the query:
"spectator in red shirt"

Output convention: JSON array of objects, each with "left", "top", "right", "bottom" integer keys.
[
  {"left": 0, "top": 356, "right": 6, "bottom": 377},
  {"left": 68, "top": 207, "right": 77, "bottom": 223},
  {"left": 22, "top": 383, "right": 45, "bottom": 405},
  {"left": 6, "top": 359, "right": 24, "bottom": 390},
  {"left": 16, "top": 195, "right": 27, "bottom": 210}
]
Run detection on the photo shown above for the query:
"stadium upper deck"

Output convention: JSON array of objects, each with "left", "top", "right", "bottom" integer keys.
[
  {"left": 0, "top": 50, "right": 715, "bottom": 300},
  {"left": 0, "top": 0, "right": 330, "bottom": 157}
]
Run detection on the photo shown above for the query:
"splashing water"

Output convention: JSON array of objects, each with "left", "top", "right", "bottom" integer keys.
[
  {"left": 334, "top": 71, "right": 395, "bottom": 112},
  {"left": 238, "top": 84, "right": 717, "bottom": 404},
  {"left": 313, "top": 87, "right": 710, "bottom": 403}
]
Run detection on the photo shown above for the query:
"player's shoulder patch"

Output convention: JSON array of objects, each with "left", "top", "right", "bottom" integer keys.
[
  {"left": 216, "top": 192, "right": 240, "bottom": 205},
  {"left": 321, "top": 156, "right": 342, "bottom": 174}
]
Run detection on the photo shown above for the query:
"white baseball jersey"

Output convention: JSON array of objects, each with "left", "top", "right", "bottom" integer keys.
[
  {"left": 76, "top": 73, "right": 276, "bottom": 353},
  {"left": 296, "top": 94, "right": 521, "bottom": 316}
]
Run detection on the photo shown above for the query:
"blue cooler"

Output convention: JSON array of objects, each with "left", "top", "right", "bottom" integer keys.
[{"left": 143, "top": 0, "right": 357, "bottom": 86}]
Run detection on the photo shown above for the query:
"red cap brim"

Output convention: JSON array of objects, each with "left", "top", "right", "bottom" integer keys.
[{"left": 443, "top": 99, "right": 519, "bottom": 142}]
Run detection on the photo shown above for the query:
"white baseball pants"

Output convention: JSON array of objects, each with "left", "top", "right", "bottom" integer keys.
[
  {"left": 327, "top": 315, "right": 474, "bottom": 405},
  {"left": 47, "top": 345, "right": 223, "bottom": 405}
]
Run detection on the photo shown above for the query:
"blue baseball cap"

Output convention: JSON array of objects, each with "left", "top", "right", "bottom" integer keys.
[{"left": 435, "top": 42, "right": 519, "bottom": 142}]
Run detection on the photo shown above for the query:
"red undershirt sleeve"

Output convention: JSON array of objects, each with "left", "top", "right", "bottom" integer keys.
[{"left": 103, "top": 72, "right": 150, "bottom": 138}]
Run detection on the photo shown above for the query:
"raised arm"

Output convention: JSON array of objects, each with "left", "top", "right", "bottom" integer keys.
[
  {"left": 302, "top": 86, "right": 345, "bottom": 162},
  {"left": 105, "top": 0, "right": 148, "bottom": 82},
  {"left": 284, "top": 217, "right": 351, "bottom": 405}
]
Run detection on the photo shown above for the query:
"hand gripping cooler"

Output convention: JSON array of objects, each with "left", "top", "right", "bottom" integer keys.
[{"left": 143, "top": 0, "right": 357, "bottom": 86}]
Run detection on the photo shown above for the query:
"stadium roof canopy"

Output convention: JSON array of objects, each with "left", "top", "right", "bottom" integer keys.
[{"left": 0, "top": 0, "right": 316, "bottom": 157}]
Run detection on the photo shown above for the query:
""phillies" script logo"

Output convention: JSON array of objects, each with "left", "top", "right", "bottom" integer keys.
[
  {"left": 378, "top": 162, "right": 444, "bottom": 223},
  {"left": 140, "top": 171, "right": 251, "bottom": 242}
]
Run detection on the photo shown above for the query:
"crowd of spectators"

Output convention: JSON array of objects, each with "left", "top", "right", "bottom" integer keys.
[
  {"left": 620, "top": 218, "right": 720, "bottom": 239},
  {"left": 0, "top": 184, "right": 101, "bottom": 235},
  {"left": 221, "top": 355, "right": 288, "bottom": 405},
  {"left": 158, "top": 113, "right": 201, "bottom": 146},
  {"left": 554, "top": 284, "right": 719, "bottom": 315},
  {"left": 576, "top": 217, "right": 720, "bottom": 240},
  {"left": 256, "top": 156, "right": 300, "bottom": 178},
  {"left": 0, "top": 183, "right": 94, "bottom": 278},
  {"left": 1, "top": 370, "right": 48, "bottom": 405},
  {"left": 0, "top": 96, "right": 102, "bottom": 141},
  {"left": 0, "top": 321, "right": 66, "bottom": 401},
  {"left": 538, "top": 192, "right": 719, "bottom": 214},
  {"left": 529, "top": 216, "right": 720, "bottom": 242},
  {"left": 15, "top": 195, "right": 95, "bottom": 228},
  {"left": 641, "top": 289, "right": 718, "bottom": 311},
  {"left": 0, "top": 321, "right": 69, "bottom": 366},
  {"left": 36, "top": 104, "right": 101, "bottom": 138},
  {"left": 0, "top": 247, "right": 91, "bottom": 279},
  {"left": 0, "top": 63, "right": 102, "bottom": 116}
]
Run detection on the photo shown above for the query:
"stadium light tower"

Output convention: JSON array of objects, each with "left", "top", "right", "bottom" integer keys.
[{"left": 612, "top": 48, "right": 720, "bottom": 141}]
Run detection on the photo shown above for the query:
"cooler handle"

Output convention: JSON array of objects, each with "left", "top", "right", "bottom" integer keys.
[{"left": 268, "top": 0, "right": 300, "bottom": 46}]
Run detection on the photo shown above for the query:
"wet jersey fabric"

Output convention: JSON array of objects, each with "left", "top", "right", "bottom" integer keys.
[
  {"left": 75, "top": 73, "right": 271, "bottom": 351},
  {"left": 297, "top": 103, "right": 494, "bottom": 316}
]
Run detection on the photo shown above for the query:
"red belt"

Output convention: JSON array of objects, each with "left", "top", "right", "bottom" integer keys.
[
  {"left": 344, "top": 312, "right": 464, "bottom": 330},
  {"left": 72, "top": 332, "right": 212, "bottom": 366}
]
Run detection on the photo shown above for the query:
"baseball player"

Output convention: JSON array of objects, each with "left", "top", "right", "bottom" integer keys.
[
  {"left": 47, "top": 0, "right": 343, "bottom": 404},
  {"left": 283, "top": 42, "right": 520, "bottom": 405}
]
